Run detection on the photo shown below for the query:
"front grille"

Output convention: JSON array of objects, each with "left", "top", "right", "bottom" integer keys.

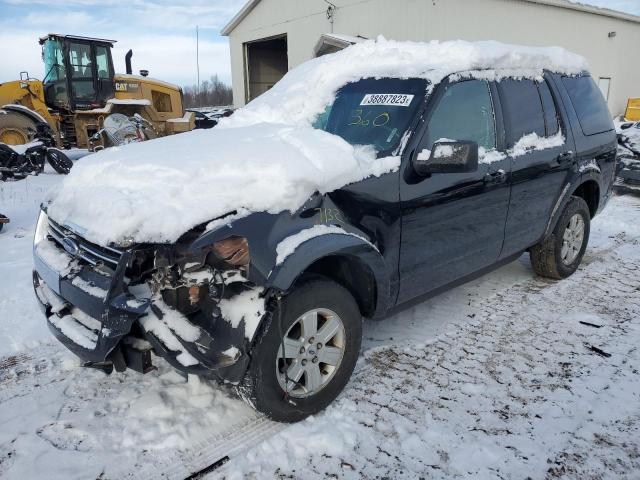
[{"left": 48, "top": 218, "right": 123, "bottom": 269}]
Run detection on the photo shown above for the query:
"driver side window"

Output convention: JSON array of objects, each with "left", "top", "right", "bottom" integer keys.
[{"left": 423, "top": 80, "right": 496, "bottom": 152}]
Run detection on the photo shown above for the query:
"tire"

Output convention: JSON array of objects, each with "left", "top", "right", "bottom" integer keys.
[
  {"left": 240, "top": 276, "right": 362, "bottom": 422},
  {"left": 530, "top": 196, "right": 591, "bottom": 279},
  {"left": 0, "top": 110, "right": 37, "bottom": 146},
  {"left": 46, "top": 148, "right": 73, "bottom": 174}
]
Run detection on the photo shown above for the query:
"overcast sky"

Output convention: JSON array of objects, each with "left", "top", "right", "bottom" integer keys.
[
  {"left": 0, "top": 0, "right": 245, "bottom": 87},
  {"left": 0, "top": 0, "right": 639, "bottom": 87}
]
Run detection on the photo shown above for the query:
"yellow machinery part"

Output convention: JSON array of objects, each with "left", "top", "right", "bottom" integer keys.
[
  {"left": 0, "top": 80, "right": 60, "bottom": 145},
  {"left": 625, "top": 98, "right": 640, "bottom": 121},
  {"left": 112, "top": 74, "right": 194, "bottom": 133},
  {"left": 0, "top": 73, "right": 193, "bottom": 148}
]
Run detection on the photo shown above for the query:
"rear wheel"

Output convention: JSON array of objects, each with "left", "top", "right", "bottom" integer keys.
[
  {"left": 530, "top": 196, "right": 591, "bottom": 279},
  {"left": 0, "top": 110, "right": 37, "bottom": 146},
  {"left": 240, "top": 277, "right": 362, "bottom": 422},
  {"left": 46, "top": 148, "right": 73, "bottom": 174}
]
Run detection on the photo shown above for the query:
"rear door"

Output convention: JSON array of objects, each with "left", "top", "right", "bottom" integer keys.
[
  {"left": 398, "top": 78, "right": 511, "bottom": 304},
  {"left": 498, "top": 76, "right": 575, "bottom": 258}
]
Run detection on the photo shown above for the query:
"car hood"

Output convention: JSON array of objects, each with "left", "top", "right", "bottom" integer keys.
[{"left": 46, "top": 123, "right": 399, "bottom": 247}]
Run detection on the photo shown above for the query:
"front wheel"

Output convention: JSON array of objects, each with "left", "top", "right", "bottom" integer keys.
[
  {"left": 240, "top": 276, "right": 362, "bottom": 423},
  {"left": 530, "top": 196, "right": 591, "bottom": 279}
]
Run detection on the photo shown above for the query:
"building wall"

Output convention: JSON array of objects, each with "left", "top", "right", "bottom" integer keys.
[{"left": 227, "top": 0, "right": 640, "bottom": 115}]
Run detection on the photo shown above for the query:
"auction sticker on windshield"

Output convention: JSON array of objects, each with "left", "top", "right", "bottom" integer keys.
[{"left": 360, "top": 94, "right": 414, "bottom": 107}]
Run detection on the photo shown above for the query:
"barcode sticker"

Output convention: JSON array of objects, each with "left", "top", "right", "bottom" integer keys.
[{"left": 360, "top": 94, "right": 414, "bottom": 107}]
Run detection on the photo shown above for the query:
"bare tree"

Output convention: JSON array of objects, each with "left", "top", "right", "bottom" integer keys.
[{"left": 183, "top": 75, "right": 233, "bottom": 108}]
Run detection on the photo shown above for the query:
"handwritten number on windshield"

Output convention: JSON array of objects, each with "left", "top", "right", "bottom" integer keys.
[
  {"left": 373, "top": 112, "right": 390, "bottom": 127},
  {"left": 348, "top": 109, "right": 390, "bottom": 127}
]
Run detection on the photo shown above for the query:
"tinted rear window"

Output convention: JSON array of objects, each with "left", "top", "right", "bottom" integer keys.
[
  {"left": 497, "top": 79, "right": 545, "bottom": 147},
  {"left": 561, "top": 75, "right": 613, "bottom": 136}
]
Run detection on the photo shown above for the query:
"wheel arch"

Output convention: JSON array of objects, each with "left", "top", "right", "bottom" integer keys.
[
  {"left": 1, "top": 104, "right": 49, "bottom": 127},
  {"left": 544, "top": 177, "right": 600, "bottom": 239},
  {"left": 298, "top": 254, "right": 378, "bottom": 319},
  {"left": 572, "top": 179, "right": 600, "bottom": 218},
  {"left": 265, "top": 234, "right": 391, "bottom": 319}
]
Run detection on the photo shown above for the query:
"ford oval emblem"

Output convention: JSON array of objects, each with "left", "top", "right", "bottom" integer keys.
[{"left": 61, "top": 236, "right": 80, "bottom": 256}]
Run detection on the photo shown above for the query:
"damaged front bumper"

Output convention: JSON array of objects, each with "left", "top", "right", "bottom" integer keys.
[{"left": 32, "top": 217, "right": 255, "bottom": 384}]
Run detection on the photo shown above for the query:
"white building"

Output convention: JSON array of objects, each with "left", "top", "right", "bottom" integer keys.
[{"left": 221, "top": 0, "right": 640, "bottom": 115}]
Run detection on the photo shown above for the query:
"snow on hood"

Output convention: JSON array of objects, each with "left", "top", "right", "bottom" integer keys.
[
  {"left": 46, "top": 124, "right": 390, "bottom": 245},
  {"left": 47, "top": 38, "right": 587, "bottom": 245}
]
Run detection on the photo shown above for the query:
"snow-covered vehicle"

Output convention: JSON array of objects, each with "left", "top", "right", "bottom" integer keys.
[{"left": 32, "top": 39, "right": 617, "bottom": 422}]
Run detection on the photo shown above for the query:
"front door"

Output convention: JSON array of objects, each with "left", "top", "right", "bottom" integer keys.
[
  {"left": 398, "top": 79, "right": 511, "bottom": 304},
  {"left": 67, "top": 41, "right": 97, "bottom": 109}
]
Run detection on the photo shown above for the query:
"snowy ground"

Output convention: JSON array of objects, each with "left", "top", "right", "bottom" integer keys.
[{"left": 1, "top": 170, "right": 639, "bottom": 479}]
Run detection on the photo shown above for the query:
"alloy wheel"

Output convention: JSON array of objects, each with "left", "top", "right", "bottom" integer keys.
[
  {"left": 276, "top": 308, "right": 346, "bottom": 398},
  {"left": 561, "top": 213, "right": 585, "bottom": 265}
]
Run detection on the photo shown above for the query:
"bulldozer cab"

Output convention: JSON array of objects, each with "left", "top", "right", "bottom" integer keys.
[{"left": 40, "top": 34, "right": 116, "bottom": 112}]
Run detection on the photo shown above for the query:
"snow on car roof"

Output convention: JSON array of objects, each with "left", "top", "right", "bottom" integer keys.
[
  {"left": 46, "top": 38, "right": 587, "bottom": 246},
  {"left": 224, "top": 37, "right": 587, "bottom": 128}
]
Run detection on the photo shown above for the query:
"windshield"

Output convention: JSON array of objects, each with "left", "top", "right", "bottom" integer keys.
[
  {"left": 42, "top": 39, "right": 66, "bottom": 83},
  {"left": 313, "top": 78, "right": 427, "bottom": 154}
]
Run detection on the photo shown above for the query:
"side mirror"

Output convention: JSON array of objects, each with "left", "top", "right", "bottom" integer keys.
[{"left": 413, "top": 140, "right": 479, "bottom": 175}]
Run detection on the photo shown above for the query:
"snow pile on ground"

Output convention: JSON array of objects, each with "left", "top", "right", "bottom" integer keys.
[
  {"left": 45, "top": 125, "right": 392, "bottom": 246},
  {"left": 224, "top": 37, "right": 587, "bottom": 128},
  {"left": 0, "top": 171, "right": 61, "bottom": 354},
  {"left": 46, "top": 39, "right": 586, "bottom": 246}
]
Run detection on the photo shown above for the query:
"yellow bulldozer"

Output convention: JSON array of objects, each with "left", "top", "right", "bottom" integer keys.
[{"left": 0, "top": 34, "right": 194, "bottom": 149}]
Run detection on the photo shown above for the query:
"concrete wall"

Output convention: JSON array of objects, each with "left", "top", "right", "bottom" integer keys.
[{"left": 227, "top": 0, "right": 640, "bottom": 115}]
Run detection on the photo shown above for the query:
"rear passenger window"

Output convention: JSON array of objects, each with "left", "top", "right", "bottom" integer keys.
[
  {"left": 561, "top": 75, "right": 613, "bottom": 136},
  {"left": 537, "top": 81, "right": 559, "bottom": 137},
  {"left": 497, "top": 79, "right": 545, "bottom": 147}
]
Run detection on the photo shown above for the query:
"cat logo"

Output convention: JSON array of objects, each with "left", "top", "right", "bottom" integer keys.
[{"left": 115, "top": 82, "right": 140, "bottom": 92}]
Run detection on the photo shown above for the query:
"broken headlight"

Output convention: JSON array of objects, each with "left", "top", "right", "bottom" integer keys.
[{"left": 213, "top": 236, "right": 250, "bottom": 268}]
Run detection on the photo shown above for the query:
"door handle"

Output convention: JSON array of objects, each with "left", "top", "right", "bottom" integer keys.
[
  {"left": 483, "top": 169, "right": 506, "bottom": 184},
  {"left": 556, "top": 151, "right": 574, "bottom": 165}
]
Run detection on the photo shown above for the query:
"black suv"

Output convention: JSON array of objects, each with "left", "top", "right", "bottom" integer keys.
[{"left": 33, "top": 70, "right": 616, "bottom": 422}]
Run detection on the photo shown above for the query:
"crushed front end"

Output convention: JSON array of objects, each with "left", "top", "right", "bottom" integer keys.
[{"left": 32, "top": 209, "right": 265, "bottom": 383}]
